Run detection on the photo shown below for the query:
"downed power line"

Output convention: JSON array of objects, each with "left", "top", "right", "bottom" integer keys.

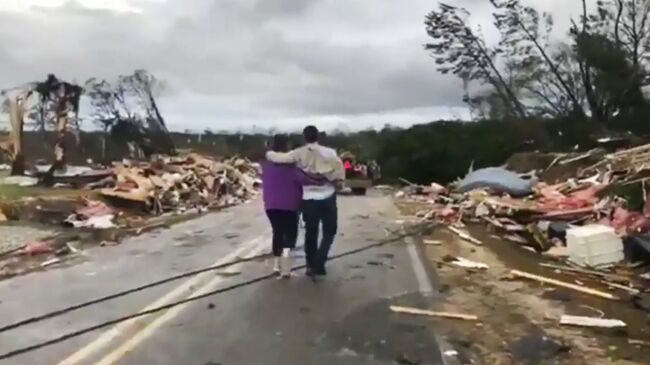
[{"left": 0, "top": 222, "right": 435, "bottom": 361}]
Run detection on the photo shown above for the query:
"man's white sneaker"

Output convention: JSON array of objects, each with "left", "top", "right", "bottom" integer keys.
[{"left": 272, "top": 257, "right": 281, "bottom": 274}]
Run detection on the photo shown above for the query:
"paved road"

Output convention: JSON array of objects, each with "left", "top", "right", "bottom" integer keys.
[{"left": 0, "top": 193, "right": 448, "bottom": 365}]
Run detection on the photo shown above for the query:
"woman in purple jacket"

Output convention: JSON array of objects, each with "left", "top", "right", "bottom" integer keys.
[{"left": 262, "top": 134, "right": 321, "bottom": 278}]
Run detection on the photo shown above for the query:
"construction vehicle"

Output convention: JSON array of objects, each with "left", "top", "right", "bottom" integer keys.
[{"left": 340, "top": 151, "right": 379, "bottom": 195}]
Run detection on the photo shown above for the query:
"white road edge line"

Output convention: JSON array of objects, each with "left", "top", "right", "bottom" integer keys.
[
  {"left": 94, "top": 240, "right": 269, "bottom": 365},
  {"left": 56, "top": 234, "right": 266, "bottom": 365},
  {"left": 406, "top": 238, "right": 433, "bottom": 294},
  {"left": 405, "top": 237, "right": 459, "bottom": 365}
]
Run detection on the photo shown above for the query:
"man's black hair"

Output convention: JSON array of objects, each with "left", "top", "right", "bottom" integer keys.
[
  {"left": 303, "top": 125, "right": 319, "bottom": 143},
  {"left": 271, "top": 134, "right": 289, "bottom": 152}
]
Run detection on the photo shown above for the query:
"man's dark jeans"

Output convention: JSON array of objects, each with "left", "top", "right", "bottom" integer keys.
[{"left": 302, "top": 195, "right": 338, "bottom": 275}]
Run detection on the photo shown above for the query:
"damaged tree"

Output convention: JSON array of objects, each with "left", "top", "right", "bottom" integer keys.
[
  {"left": 0, "top": 95, "right": 26, "bottom": 175},
  {"left": 32, "top": 75, "right": 83, "bottom": 185},
  {"left": 491, "top": 0, "right": 586, "bottom": 117},
  {"left": 119, "top": 70, "right": 175, "bottom": 156},
  {"left": 86, "top": 70, "right": 176, "bottom": 160},
  {"left": 85, "top": 78, "right": 135, "bottom": 162},
  {"left": 424, "top": 3, "right": 527, "bottom": 119},
  {"left": 426, "top": 0, "right": 650, "bottom": 122}
]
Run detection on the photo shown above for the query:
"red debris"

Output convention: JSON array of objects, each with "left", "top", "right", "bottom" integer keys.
[{"left": 23, "top": 241, "right": 53, "bottom": 256}]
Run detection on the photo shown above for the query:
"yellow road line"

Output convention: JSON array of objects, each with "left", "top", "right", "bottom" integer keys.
[
  {"left": 94, "top": 242, "right": 269, "bottom": 365},
  {"left": 56, "top": 235, "right": 265, "bottom": 365}
]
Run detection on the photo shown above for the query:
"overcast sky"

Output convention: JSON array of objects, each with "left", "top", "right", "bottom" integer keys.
[{"left": 0, "top": 0, "right": 588, "bottom": 132}]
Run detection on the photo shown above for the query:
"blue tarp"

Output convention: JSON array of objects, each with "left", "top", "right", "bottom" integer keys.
[{"left": 458, "top": 167, "right": 534, "bottom": 197}]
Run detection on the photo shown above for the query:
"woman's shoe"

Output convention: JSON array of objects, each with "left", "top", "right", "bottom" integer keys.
[{"left": 280, "top": 248, "right": 292, "bottom": 278}]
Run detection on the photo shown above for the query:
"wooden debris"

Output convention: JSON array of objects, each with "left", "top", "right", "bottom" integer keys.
[
  {"left": 602, "top": 281, "right": 640, "bottom": 295},
  {"left": 447, "top": 226, "right": 482, "bottom": 245},
  {"left": 510, "top": 269, "right": 619, "bottom": 300},
  {"left": 389, "top": 305, "right": 478, "bottom": 321},
  {"left": 451, "top": 257, "right": 489, "bottom": 270},
  {"left": 539, "top": 263, "right": 629, "bottom": 282},
  {"left": 423, "top": 239, "right": 443, "bottom": 246},
  {"left": 40, "top": 258, "right": 62, "bottom": 268},
  {"left": 629, "top": 339, "right": 650, "bottom": 347},
  {"left": 543, "top": 246, "right": 569, "bottom": 258},
  {"left": 560, "top": 315, "right": 626, "bottom": 328}
]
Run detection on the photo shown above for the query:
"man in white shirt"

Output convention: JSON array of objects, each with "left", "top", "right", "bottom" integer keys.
[{"left": 266, "top": 126, "right": 344, "bottom": 278}]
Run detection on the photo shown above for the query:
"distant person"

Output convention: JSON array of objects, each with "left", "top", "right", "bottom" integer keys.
[
  {"left": 261, "top": 134, "right": 322, "bottom": 278},
  {"left": 266, "top": 126, "right": 344, "bottom": 278}
]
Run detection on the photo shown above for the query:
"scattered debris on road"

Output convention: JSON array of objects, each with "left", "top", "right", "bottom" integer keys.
[
  {"left": 509, "top": 269, "right": 619, "bottom": 300},
  {"left": 559, "top": 315, "right": 626, "bottom": 328},
  {"left": 389, "top": 305, "right": 479, "bottom": 321}
]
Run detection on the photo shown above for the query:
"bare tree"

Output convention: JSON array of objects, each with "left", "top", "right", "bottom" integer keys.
[
  {"left": 424, "top": 3, "right": 527, "bottom": 119},
  {"left": 119, "top": 70, "right": 175, "bottom": 155},
  {"left": 491, "top": 0, "right": 586, "bottom": 117},
  {"left": 30, "top": 74, "right": 83, "bottom": 183}
]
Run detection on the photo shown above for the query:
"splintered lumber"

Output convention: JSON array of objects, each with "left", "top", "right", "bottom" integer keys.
[
  {"left": 423, "top": 239, "right": 443, "bottom": 246},
  {"left": 560, "top": 315, "right": 626, "bottom": 328},
  {"left": 602, "top": 281, "right": 640, "bottom": 295},
  {"left": 451, "top": 257, "right": 489, "bottom": 269},
  {"left": 629, "top": 339, "right": 650, "bottom": 347},
  {"left": 390, "top": 306, "right": 478, "bottom": 321},
  {"left": 539, "top": 263, "right": 629, "bottom": 282},
  {"left": 447, "top": 226, "right": 482, "bottom": 245},
  {"left": 510, "top": 269, "right": 619, "bottom": 300}
]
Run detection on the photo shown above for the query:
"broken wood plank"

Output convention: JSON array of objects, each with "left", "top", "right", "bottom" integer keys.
[
  {"left": 602, "top": 281, "right": 640, "bottom": 295},
  {"left": 539, "top": 263, "right": 629, "bottom": 282},
  {"left": 446, "top": 226, "right": 482, "bottom": 245},
  {"left": 398, "top": 177, "right": 417, "bottom": 186},
  {"left": 629, "top": 339, "right": 650, "bottom": 347},
  {"left": 451, "top": 257, "right": 489, "bottom": 270},
  {"left": 423, "top": 239, "right": 443, "bottom": 246},
  {"left": 560, "top": 315, "right": 626, "bottom": 328},
  {"left": 510, "top": 269, "right": 619, "bottom": 300},
  {"left": 389, "top": 306, "right": 478, "bottom": 321}
]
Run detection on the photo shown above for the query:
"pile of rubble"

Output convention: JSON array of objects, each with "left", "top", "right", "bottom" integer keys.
[
  {"left": 93, "top": 154, "right": 260, "bottom": 215},
  {"left": 33, "top": 153, "right": 261, "bottom": 229},
  {"left": 397, "top": 142, "right": 650, "bottom": 307}
]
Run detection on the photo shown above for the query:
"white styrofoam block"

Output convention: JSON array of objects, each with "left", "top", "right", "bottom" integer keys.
[{"left": 567, "top": 224, "right": 623, "bottom": 268}]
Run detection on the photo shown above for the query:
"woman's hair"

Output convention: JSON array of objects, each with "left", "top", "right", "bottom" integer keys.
[{"left": 271, "top": 134, "right": 289, "bottom": 152}]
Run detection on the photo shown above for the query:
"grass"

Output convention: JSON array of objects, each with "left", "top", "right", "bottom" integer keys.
[{"left": 0, "top": 184, "right": 36, "bottom": 201}]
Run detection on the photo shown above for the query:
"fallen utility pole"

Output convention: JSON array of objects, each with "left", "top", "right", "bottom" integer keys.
[{"left": 510, "top": 269, "right": 619, "bottom": 300}]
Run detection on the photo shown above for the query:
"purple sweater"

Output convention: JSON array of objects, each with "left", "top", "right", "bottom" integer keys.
[{"left": 262, "top": 161, "right": 318, "bottom": 211}]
